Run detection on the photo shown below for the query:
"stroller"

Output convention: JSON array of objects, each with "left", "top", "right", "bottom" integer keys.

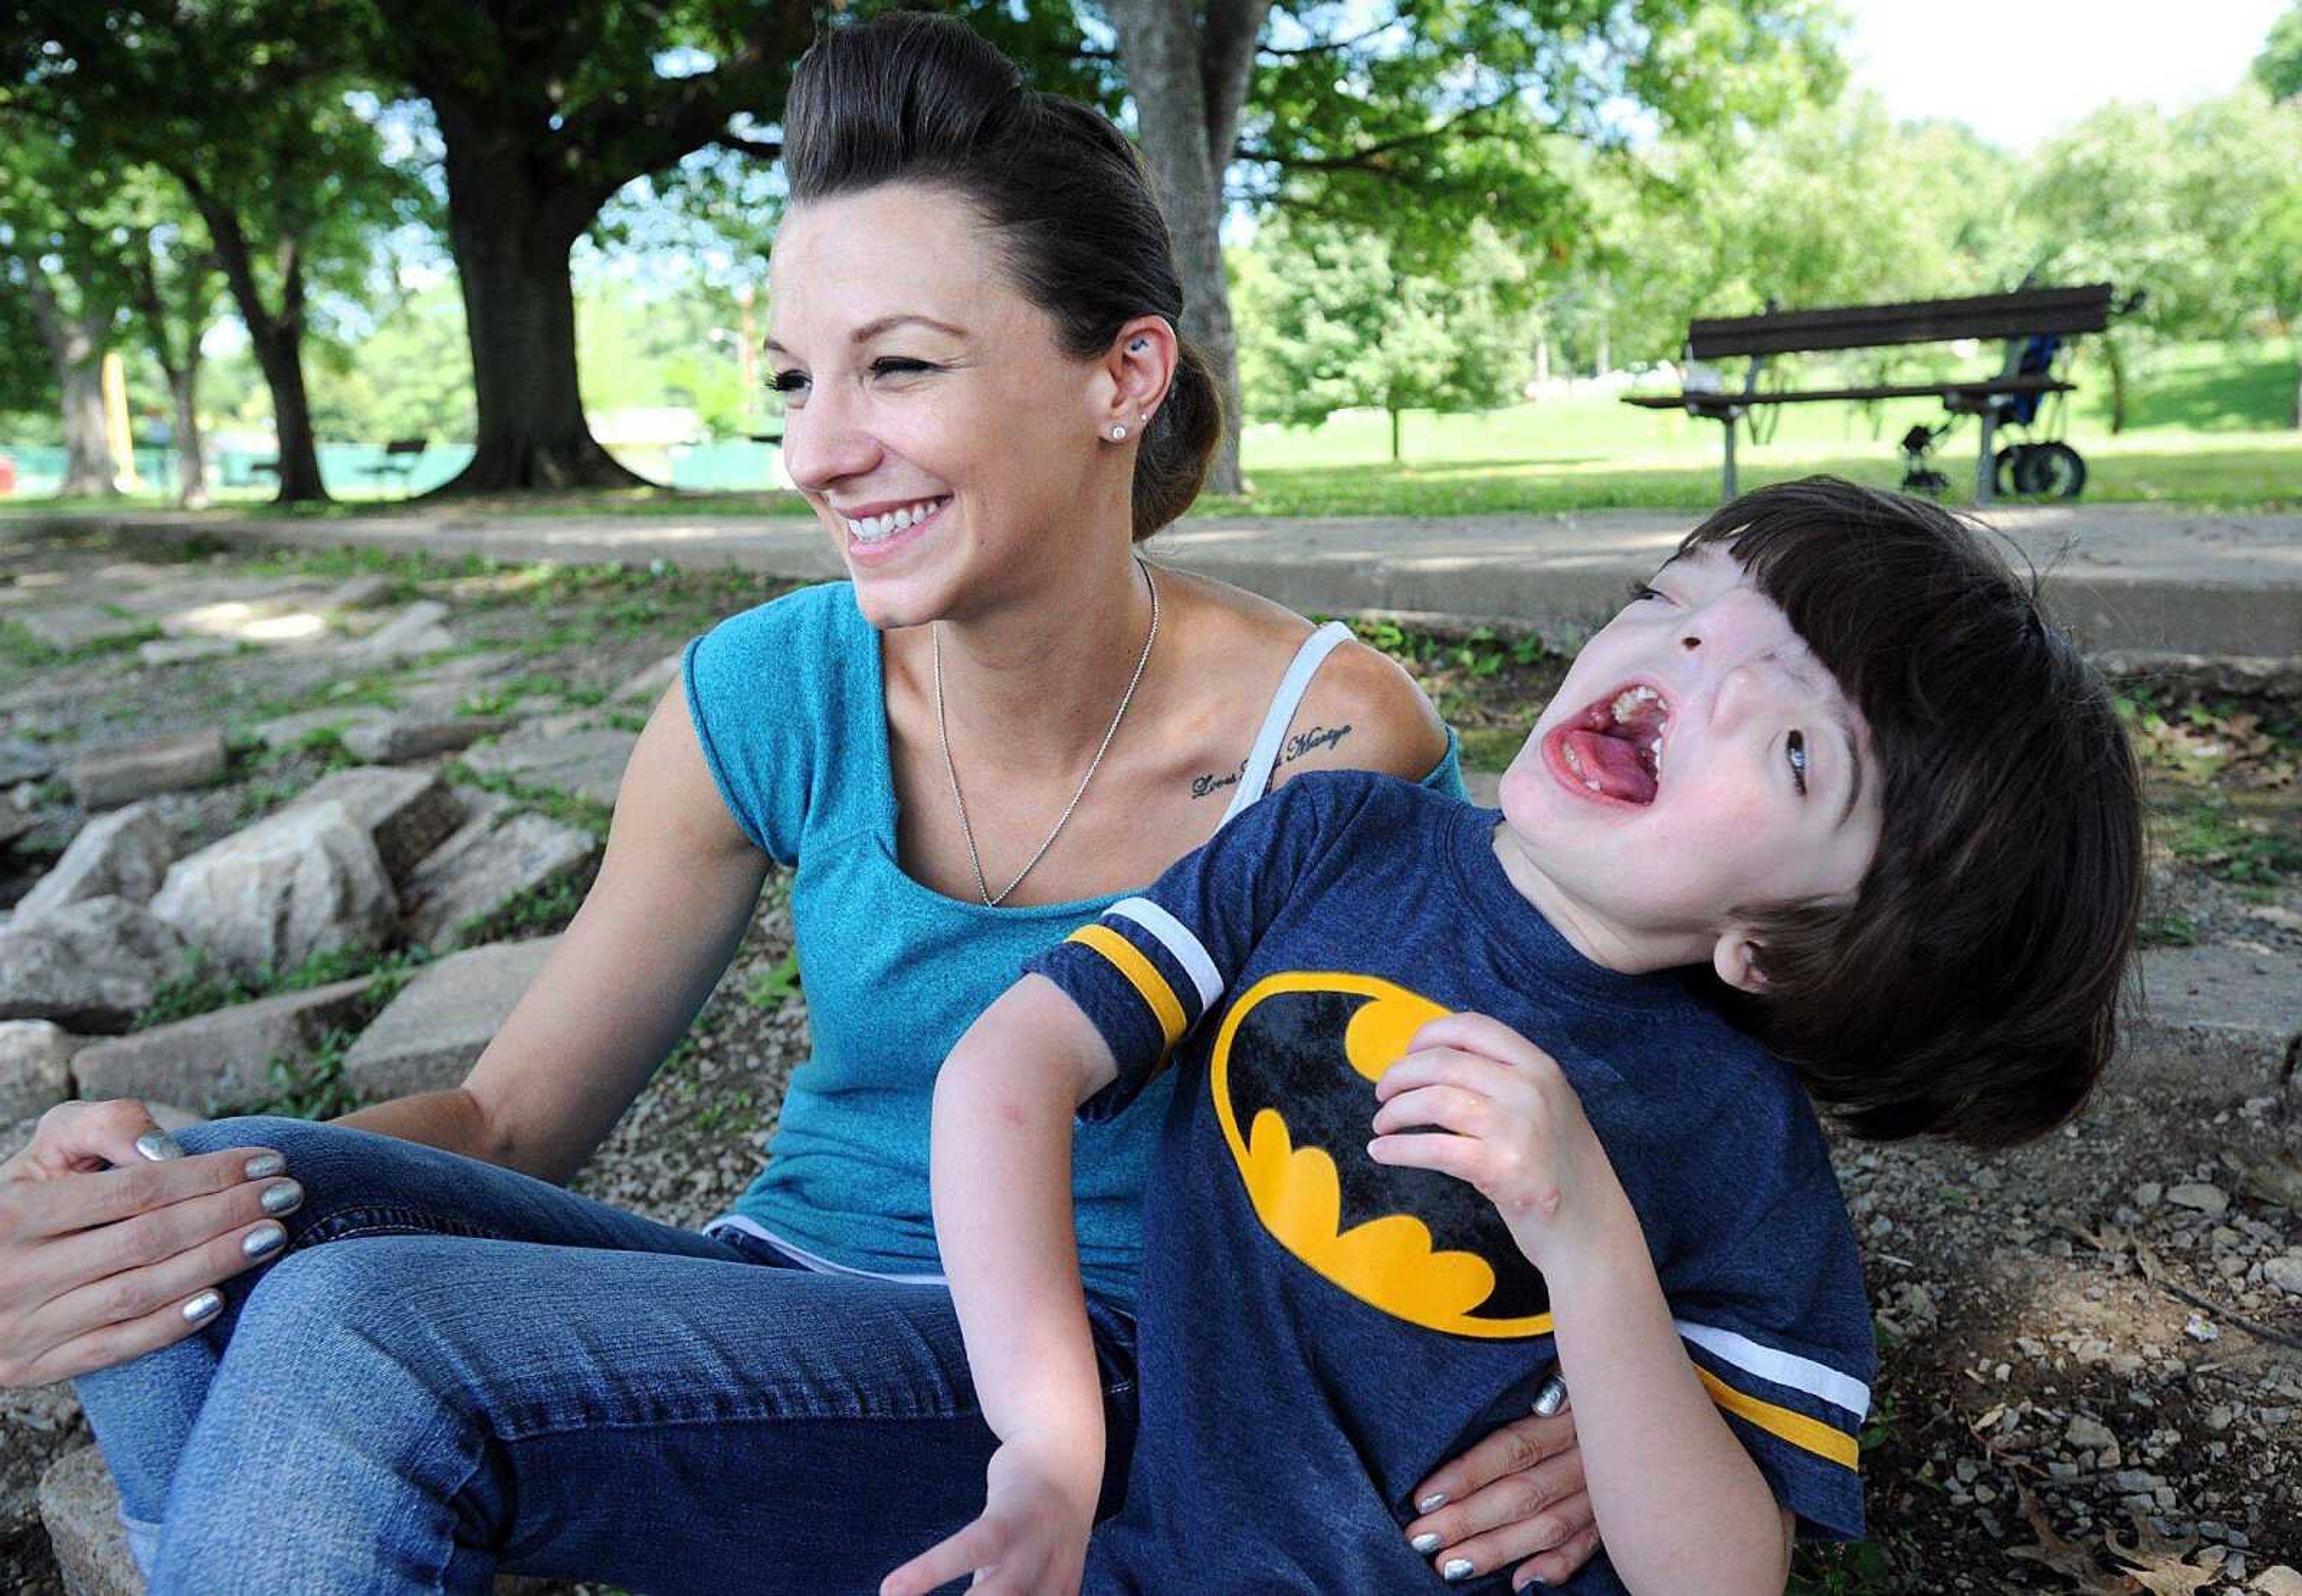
[{"left": 1899, "top": 333, "right": 2088, "bottom": 499}]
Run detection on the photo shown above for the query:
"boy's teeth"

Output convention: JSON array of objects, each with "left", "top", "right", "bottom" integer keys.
[{"left": 1611, "top": 685, "right": 1661, "bottom": 721}]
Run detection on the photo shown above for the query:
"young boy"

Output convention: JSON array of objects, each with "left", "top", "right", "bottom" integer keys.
[{"left": 882, "top": 478, "right": 2143, "bottom": 1595}]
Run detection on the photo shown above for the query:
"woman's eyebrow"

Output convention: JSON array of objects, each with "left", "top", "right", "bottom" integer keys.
[{"left": 762, "top": 315, "right": 969, "bottom": 359}]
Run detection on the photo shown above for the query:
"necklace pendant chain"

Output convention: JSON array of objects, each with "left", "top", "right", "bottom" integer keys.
[{"left": 935, "top": 558, "right": 1160, "bottom": 908}]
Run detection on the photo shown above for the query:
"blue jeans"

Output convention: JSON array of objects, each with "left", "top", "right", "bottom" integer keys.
[{"left": 71, "top": 1117, "right": 1140, "bottom": 1594}]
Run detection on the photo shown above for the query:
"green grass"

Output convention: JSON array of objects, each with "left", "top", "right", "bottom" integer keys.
[{"left": 135, "top": 942, "right": 430, "bottom": 1032}]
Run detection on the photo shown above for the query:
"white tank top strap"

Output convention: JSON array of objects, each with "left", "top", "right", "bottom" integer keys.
[{"left": 1216, "top": 619, "right": 1356, "bottom": 831}]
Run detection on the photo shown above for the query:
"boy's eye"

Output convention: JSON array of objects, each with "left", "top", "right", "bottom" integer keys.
[
  {"left": 1786, "top": 730, "right": 1809, "bottom": 797},
  {"left": 1626, "top": 581, "right": 1664, "bottom": 604}
]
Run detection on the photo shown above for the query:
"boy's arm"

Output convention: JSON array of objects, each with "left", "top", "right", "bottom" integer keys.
[
  {"left": 1371, "top": 1014, "right": 1792, "bottom": 1596},
  {"left": 880, "top": 975, "right": 1119, "bottom": 1596}
]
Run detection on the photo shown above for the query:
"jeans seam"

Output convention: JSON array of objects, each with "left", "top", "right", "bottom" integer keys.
[
  {"left": 291, "top": 1204, "right": 509, "bottom": 1249},
  {"left": 488, "top": 1376, "right": 1134, "bottom": 1443}
]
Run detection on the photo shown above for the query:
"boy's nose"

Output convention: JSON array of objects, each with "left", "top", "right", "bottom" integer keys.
[{"left": 1675, "top": 587, "right": 1791, "bottom": 658}]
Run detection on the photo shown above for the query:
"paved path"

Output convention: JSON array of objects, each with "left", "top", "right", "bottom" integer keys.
[{"left": 21, "top": 500, "right": 2302, "bottom": 657}]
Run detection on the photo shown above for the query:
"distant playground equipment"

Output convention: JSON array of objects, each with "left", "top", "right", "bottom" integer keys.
[{"left": 1624, "top": 284, "right": 2126, "bottom": 504}]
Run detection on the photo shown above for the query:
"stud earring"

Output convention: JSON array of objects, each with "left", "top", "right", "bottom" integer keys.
[{"left": 1110, "top": 424, "right": 1128, "bottom": 440}]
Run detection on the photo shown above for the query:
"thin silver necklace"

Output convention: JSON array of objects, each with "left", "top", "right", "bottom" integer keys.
[{"left": 934, "top": 558, "right": 1159, "bottom": 907}]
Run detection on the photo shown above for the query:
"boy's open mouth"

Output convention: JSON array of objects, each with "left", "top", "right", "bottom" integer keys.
[{"left": 1548, "top": 683, "right": 1670, "bottom": 805}]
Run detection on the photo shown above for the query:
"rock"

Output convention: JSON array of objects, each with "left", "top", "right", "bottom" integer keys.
[
  {"left": 339, "top": 714, "right": 513, "bottom": 766},
  {"left": 248, "top": 704, "right": 393, "bottom": 751},
  {"left": 611, "top": 650, "right": 684, "bottom": 706},
  {"left": 66, "top": 730, "right": 230, "bottom": 811},
  {"left": 2132, "top": 1181, "right": 2164, "bottom": 1209},
  {"left": 136, "top": 636, "right": 238, "bottom": 668},
  {"left": 2253, "top": 1568, "right": 2302, "bottom": 1596},
  {"left": 0, "top": 737, "right": 55, "bottom": 785},
  {"left": 2065, "top": 1414, "right": 2117, "bottom": 1450},
  {"left": 0, "top": 899, "right": 187, "bottom": 1033},
  {"left": 2264, "top": 1257, "right": 2302, "bottom": 1297},
  {"left": 0, "top": 806, "right": 37, "bottom": 850},
  {"left": 400, "top": 811, "right": 597, "bottom": 951},
  {"left": 321, "top": 573, "right": 397, "bottom": 610},
  {"left": 17, "top": 803, "right": 176, "bottom": 917},
  {"left": 286, "top": 767, "right": 463, "bottom": 883},
  {"left": 149, "top": 801, "right": 396, "bottom": 976},
  {"left": 4, "top": 1381, "right": 88, "bottom": 1562},
  {"left": 348, "top": 600, "right": 454, "bottom": 661},
  {"left": 73, "top": 977, "right": 372, "bottom": 1113},
  {"left": 342, "top": 938, "right": 558, "bottom": 1098},
  {"left": 0, "top": 1020, "right": 78, "bottom": 1124},
  {"left": 37, "top": 1444, "right": 136, "bottom": 1596},
  {"left": 460, "top": 728, "right": 640, "bottom": 808},
  {"left": 2167, "top": 1182, "right": 2231, "bottom": 1216},
  {"left": 17, "top": 605, "right": 146, "bottom": 652},
  {"left": 2120, "top": 945, "right": 2302, "bottom": 1091}
]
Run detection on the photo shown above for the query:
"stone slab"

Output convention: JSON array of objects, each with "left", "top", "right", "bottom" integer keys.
[
  {"left": 136, "top": 636, "right": 238, "bottom": 668},
  {"left": 0, "top": 899, "right": 187, "bottom": 1034},
  {"left": 339, "top": 714, "right": 513, "bottom": 766},
  {"left": 348, "top": 600, "right": 454, "bottom": 662},
  {"left": 0, "top": 737, "right": 56, "bottom": 785},
  {"left": 73, "top": 976, "right": 373, "bottom": 1113},
  {"left": 66, "top": 731, "right": 229, "bottom": 811},
  {"left": 17, "top": 803, "right": 174, "bottom": 917},
  {"left": 249, "top": 704, "right": 393, "bottom": 751},
  {"left": 400, "top": 809, "right": 597, "bottom": 951},
  {"left": 2118, "top": 944, "right": 2302, "bottom": 1089},
  {"left": 149, "top": 800, "right": 397, "bottom": 976},
  {"left": 15, "top": 606, "right": 146, "bottom": 652},
  {"left": 459, "top": 728, "right": 638, "bottom": 808},
  {"left": 0, "top": 1020, "right": 79, "bottom": 1124},
  {"left": 611, "top": 651, "right": 683, "bottom": 706},
  {"left": 343, "top": 938, "right": 558, "bottom": 1098},
  {"left": 37, "top": 1444, "right": 134, "bottom": 1596},
  {"left": 287, "top": 767, "right": 463, "bottom": 883},
  {"left": 321, "top": 573, "right": 397, "bottom": 610}
]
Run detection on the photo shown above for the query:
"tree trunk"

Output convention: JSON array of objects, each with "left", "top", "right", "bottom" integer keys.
[
  {"left": 168, "top": 362, "right": 208, "bottom": 510},
  {"left": 427, "top": 102, "right": 645, "bottom": 495},
  {"left": 22, "top": 270, "right": 116, "bottom": 498},
  {"left": 2102, "top": 333, "right": 2129, "bottom": 436},
  {"left": 1106, "top": 0, "right": 1274, "bottom": 498},
  {"left": 189, "top": 192, "right": 328, "bottom": 501},
  {"left": 1390, "top": 406, "right": 1402, "bottom": 463}
]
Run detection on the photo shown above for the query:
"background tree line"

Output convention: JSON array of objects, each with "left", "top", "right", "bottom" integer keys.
[{"left": 3, "top": 0, "right": 2298, "bottom": 502}]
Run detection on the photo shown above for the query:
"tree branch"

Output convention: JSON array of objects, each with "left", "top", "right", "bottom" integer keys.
[
  {"left": 712, "top": 131, "right": 783, "bottom": 162},
  {"left": 1255, "top": 19, "right": 1405, "bottom": 58},
  {"left": 1236, "top": 91, "right": 1518, "bottom": 174}
]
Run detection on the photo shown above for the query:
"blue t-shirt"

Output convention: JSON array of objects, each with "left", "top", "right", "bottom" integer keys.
[
  {"left": 1029, "top": 772, "right": 1873, "bottom": 1591},
  {"left": 680, "top": 583, "right": 1465, "bottom": 1307}
]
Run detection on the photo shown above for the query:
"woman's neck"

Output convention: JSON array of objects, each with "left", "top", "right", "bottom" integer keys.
[{"left": 926, "top": 553, "right": 1160, "bottom": 779}]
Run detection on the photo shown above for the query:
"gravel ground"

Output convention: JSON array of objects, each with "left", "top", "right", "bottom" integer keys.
[{"left": 2, "top": 524, "right": 2296, "bottom": 1593}]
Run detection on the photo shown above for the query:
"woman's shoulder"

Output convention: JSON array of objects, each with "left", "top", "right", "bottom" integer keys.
[
  {"left": 1163, "top": 569, "right": 1449, "bottom": 787},
  {"left": 697, "top": 579, "right": 865, "bottom": 657}
]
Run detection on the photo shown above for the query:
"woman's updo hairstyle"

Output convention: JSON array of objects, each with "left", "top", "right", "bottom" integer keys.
[{"left": 782, "top": 11, "right": 1225, "bottom": 540}]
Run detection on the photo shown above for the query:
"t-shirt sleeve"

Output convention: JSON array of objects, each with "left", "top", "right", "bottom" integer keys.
[
  {"left": 1025, "top": 776, "right": 1345, "bottom": 1124},
  {"left": 1662, "top": 1152, "right": 1877, "bottom": 1542},
  {"left": 680, "top": 585, "right": 852, "bottom": 864},
  {"left": 1417, "top": 723, "right": 1468, "bottom": 802}
]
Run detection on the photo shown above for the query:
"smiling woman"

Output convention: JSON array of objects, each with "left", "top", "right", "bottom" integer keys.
[{"left": 17, "top": 11, "right": 1609, "bottom": 1596}]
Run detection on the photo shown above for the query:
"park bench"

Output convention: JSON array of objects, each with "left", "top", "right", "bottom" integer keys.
[
  {"left": 361, "top": 437, "right": 429, "bottom": 496},
  {"left": 1622, "top": 283, "right": 2117, "bottom": 504}
]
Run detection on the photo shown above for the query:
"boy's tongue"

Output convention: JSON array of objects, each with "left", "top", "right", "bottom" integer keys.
[{"left": 1564, "top": 727, "right": 1657, "bottom": 804}]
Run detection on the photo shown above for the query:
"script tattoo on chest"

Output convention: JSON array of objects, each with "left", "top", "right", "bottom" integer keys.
[{"left": 1189, "top": 723, "right": 1355, "bottom": 799}]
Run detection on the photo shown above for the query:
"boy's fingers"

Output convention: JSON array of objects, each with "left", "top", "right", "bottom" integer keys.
[
  {"left": 1375, "top": 1048, "right": 1512, "bottom": 1102},
  {"left": 1366, "top": 1130, "right": 1480, "bottom": 1181},
  {"left": 1369, "top": 1083, "right": 1493, "bottom": 1139},
  {"left": 1409, "top": 1013, "right": 1560, "bottom": 1075},
  {"left": 881, "top": 1518, "right": 1002, "bottom": 1596}
]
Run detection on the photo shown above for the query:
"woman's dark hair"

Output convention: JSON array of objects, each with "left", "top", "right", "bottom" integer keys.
[
  {"left": 1695, "top": 477, "right": 2143, "bottom": 1148},
  {"left": 782, "top": 12, "right": 1225, "bottom": 540}
]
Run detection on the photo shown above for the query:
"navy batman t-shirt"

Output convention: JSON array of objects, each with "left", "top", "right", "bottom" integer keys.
[{"left": 1026, "top": 772, "right": 1873, "bottom": 1594}]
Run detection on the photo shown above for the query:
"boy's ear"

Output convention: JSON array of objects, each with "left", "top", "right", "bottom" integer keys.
[{"left": 1712, "top": 929, "right": 1770, "bottom": 995}]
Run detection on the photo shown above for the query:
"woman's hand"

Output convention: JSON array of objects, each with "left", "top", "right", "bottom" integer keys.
[
  {"left": 0, "top": 1100, "right": 291, "bottom": 1387},
  {"left": 1372, "top": 1012, "right": 1624, "bottom": 1589},
  {"left": 879, "top": 1434, "right": 1101, "bottom": 1596}
]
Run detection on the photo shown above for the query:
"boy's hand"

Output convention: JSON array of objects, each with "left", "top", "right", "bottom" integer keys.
[
  {"left": 880, "top": 1434, "right": 1100, "bottom": 1596},
  {"left": 1367, "top": 1013, "right": 1628, "bottom": 1274}
]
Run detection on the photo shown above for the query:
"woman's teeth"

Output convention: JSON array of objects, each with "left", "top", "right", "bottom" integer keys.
[{"left": 847, "top": 498, "right": 945, "bottom": 543}]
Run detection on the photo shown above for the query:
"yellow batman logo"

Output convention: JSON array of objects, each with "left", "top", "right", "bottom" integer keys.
[{"left": 1210, "top": 973, "right": 1554, "bottom": 1339}]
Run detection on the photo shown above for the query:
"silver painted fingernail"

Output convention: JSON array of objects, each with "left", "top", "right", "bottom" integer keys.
[
  {"left": 243, "top": 1152, "right": 287, "bottom": 1180},
  {"left": 135, "top": 1131, "right": 186, "bottom": 1162},
  {"left": 1442, "top": 1559, "right": 1475, "bottom": 1583},
  {"left": 1410, "top": 1532, "right": 1442, "bottom": 1555},
  {"left": 242, "top": 1222, "right": 287, "bottom": 1259},
  {"left": 1532, "top": 1374, "right": 1569, "bottom": 1417},
  {"left": 1416, "top": 1492, "right": 1448, "bottom": 1514},
  {"left": 182, "top": 1290, "right": 224, "bottom": 1324},
  {"left": 259, "top": 1179, "right": 303, "bottom": 1216}
]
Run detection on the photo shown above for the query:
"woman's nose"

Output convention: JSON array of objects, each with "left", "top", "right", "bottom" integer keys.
[{"left": 781, "top": 391, "right": 879, "bottom": 496}]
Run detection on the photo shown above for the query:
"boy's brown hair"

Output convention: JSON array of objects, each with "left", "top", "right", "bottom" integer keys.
[{"left": 1695, "top": 478, "right": 2143, "bottom": 1147}]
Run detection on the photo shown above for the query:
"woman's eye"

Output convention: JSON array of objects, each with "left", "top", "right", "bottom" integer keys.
[
  {"left": 769, "top": 371, "right": 809, "bottom": 395},
  {"left": 872, "top": 357, "right": 936, "bottom": 379},
  {"left": 1786, "top": 730, "right": 1809, "bottom": 797}
]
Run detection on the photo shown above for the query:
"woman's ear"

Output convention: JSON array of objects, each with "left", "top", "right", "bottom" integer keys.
[
  {"left": 1711, "top": 929, "right": 1769, "bottom": 995},
  {"left": 1099, "top": 315, "right": 1177, "bottom": 439}
]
